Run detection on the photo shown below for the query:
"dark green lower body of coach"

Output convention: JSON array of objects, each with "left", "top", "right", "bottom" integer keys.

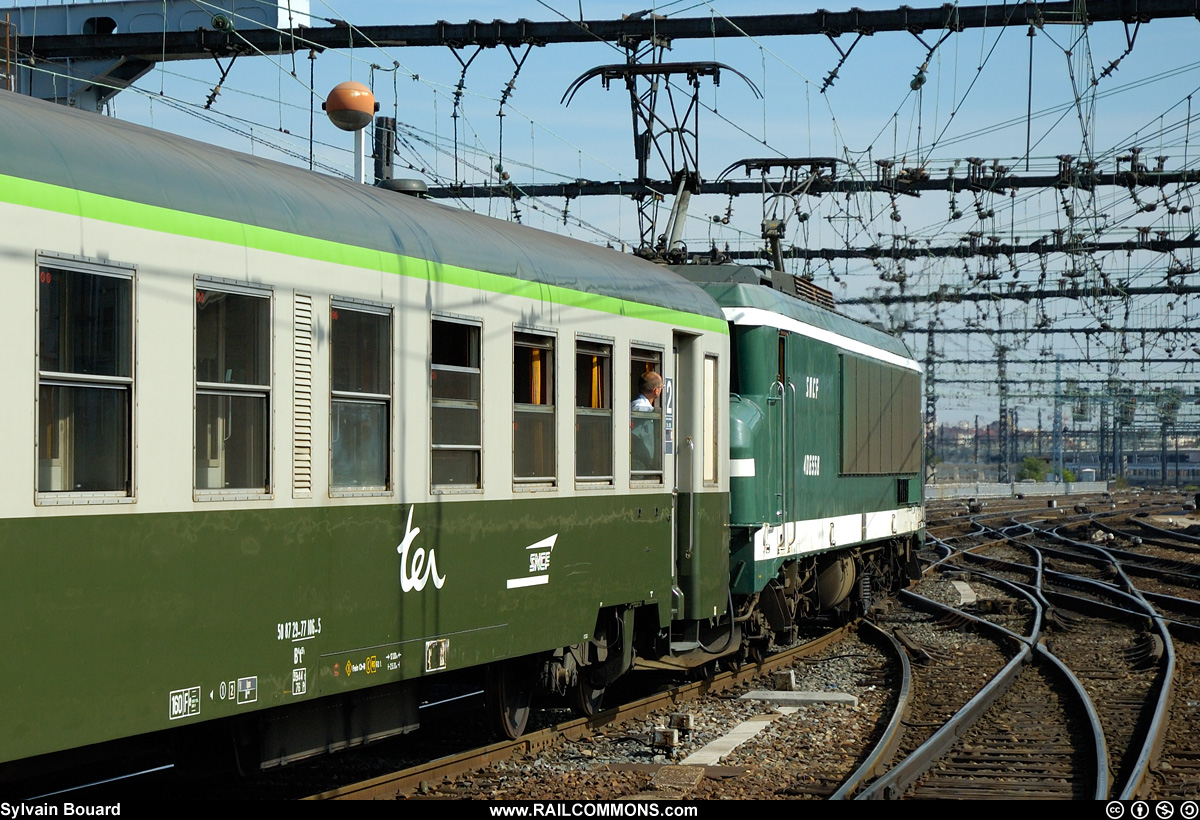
[{"left": 1, "top": 491, "right": 728, "bottom": 766}]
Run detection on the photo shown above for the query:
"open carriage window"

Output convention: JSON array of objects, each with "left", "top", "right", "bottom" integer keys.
[{"left": 630, "top": 348, "right": 663, "bottom": 483}]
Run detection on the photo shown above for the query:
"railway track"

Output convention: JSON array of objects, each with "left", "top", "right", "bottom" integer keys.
[
  {"left": 834, "top": 497, "right": 1193, "bottom": 800},
  {"left": 1149, "top": 632, "right": 1200, "bottom": 799},
  {"left": 1041, "top": 603, "right": 1166, "bottom": 795},
  {"left": 904, "top": 657, "right": 1099, "bottom": 799},
  {"left": 863, "top": 595, "right": 1018, "bottom": 763},
  {"left": 851, "top": 583, "right": 1093, "bottom": 797}
]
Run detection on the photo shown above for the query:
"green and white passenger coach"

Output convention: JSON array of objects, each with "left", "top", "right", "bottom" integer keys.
[{"left": 0, "top": 93, "right": 921, "bottom": 776}]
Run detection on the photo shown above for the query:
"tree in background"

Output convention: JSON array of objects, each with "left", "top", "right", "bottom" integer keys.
[{"left": 1017, "top": 456, "right": 1047, "bottom": 481}]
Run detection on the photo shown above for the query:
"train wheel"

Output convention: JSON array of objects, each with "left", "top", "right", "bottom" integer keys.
[
  {"left": 569, "top": 674, "right": 606, "bottom": 718},
  {"left": 718, "top": 645, "right": 746, "bottom": 672},
  {"left": 485, "top": 659, "right": 534, "bottom": 740}
]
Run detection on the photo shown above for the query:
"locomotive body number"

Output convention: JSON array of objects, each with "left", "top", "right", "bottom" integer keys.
[{"left": 803, "top": 455, "right": 821, "bottom": 476}]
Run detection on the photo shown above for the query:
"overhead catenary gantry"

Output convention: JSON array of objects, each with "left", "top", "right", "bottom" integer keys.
[
  {"left": 713, "top": 231, "right": 1200, "bottom": 265},
  {"left": 14, "top": 0, "right": 1200, "bottom": 61},
  {"left": 897, "top": 325, "right": 1198, "bottom": 334},
  {"left": 425, "top": 155, "right": 1200, "bottom": 269},
  {"left": 10, "top": 2, "right": 1196, "bottom": 267},
  {"left": 935, "top": 376, "right": 1200, "bottom": 385},
  {"left": 424, "top": 156, "right": 1200, "bottom": 199},
  {"left": 842, "top": 282, "right": 1200, "bottom": 307},
  {"left": 9, "top": 0, "right": 1200, "bottom": 123},
  {"left": 940, "top": 357, "right": 1200, "bottom": 365}
]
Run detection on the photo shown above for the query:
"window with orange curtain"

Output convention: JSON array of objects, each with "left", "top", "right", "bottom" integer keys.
[
  {"left": 574, "top": 340, "right": 612, "bottom": 484},
  {"left": 514, "top": 332, "right": 556, "bottom": 486}
]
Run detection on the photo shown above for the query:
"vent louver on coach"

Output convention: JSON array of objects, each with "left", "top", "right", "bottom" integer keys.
[{"left": 293, "top": 294, "right": 314, "bottom": 498}]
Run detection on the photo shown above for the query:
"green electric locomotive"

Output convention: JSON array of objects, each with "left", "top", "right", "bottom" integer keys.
[{"left": 675, "top": 265, "right": 924, "bottom": 653}]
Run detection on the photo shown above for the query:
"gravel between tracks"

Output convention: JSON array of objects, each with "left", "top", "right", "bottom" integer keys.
[{"left": 413, "top": 631, "right": 896, "bottom": 800}]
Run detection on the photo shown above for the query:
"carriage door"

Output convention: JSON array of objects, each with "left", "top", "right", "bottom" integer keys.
[
  {"left": 671, "top": 332, "right": 701, "bottom": 581},
  {"left": 769, "top": 331, "right": 796, "bottom": 551}
]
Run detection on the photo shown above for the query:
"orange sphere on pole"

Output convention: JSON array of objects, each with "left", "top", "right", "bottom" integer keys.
[{"left": 323, "top": 81, "right": 378, "bottom": 131}]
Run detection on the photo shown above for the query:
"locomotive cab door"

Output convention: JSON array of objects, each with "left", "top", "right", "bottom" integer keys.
[{"left": 768, "top": 331, "right": 796, "bottom": 551}]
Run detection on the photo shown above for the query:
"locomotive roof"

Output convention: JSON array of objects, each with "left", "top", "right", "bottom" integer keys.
[
  {"left": 698, "top": 280, "right": 919, "bottom": 369},
  {"left": 0, "top": 93, "right": 723, "bottom": 332}
]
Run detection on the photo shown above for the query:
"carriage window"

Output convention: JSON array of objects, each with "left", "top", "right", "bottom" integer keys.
[
  {"left": 331, "top": 304, "right": 391, "bottom": 491},
  {"left": 195, "top": 288, "right": 271, "bottom": 493},
  {"left": 431, "top": 318, "right": 481, "bottom": 489},
  {"left": 575, "top": 341, "right": 612, "bottom": 484},
  {"left": 630, "top": 348, "right": 663, "bottom": 483},
  {"left": 37, "top": 264, "right": 133, "bottom": 497},
  {"left": 514, "top": 332, "right": 555, "bottom": 486}
]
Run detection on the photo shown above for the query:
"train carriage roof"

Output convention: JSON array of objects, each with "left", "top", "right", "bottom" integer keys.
[{"left": 0, "top": 93, "right": 723, "bottom": 329}]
